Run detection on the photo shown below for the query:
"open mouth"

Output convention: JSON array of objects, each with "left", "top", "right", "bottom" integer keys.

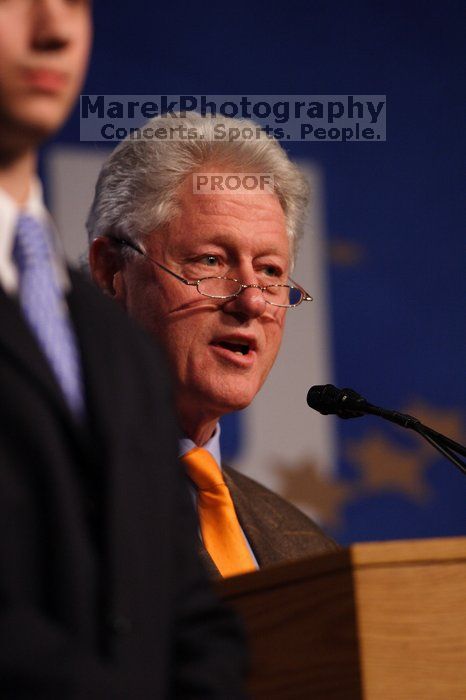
[{"left": 216, "top": 341, "right": 251, "bottom": 356}]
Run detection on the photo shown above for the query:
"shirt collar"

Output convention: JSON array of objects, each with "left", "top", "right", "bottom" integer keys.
[
  {"left": 179, "top": 423, "right": 222, "bottom": 468},
  {"left": 0, "top": 177, "right": 48, "bottom": 225},
  {"left": 0, "top": 179, "right": 69, "bottom": 294}
]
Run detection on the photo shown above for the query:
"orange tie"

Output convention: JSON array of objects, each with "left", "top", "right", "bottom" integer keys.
[{"left": 181, "top": 447, "right": 255, "bottom": 578}]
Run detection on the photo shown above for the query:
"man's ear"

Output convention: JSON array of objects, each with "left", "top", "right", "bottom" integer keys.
[{"left": 89, "top": 236, "right": 127, "bottom": 304}]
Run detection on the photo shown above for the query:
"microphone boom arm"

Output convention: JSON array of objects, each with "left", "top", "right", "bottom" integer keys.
[{"left": 307, "top": 384, "right": 466, "bottom": 476}]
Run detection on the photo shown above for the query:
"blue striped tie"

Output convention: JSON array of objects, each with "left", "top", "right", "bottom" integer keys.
[{"left": 12, "top": 213, "right": 84, "bottom": 417}]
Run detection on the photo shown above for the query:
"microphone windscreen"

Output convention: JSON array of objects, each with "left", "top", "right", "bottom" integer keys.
[
  {"left": 306, "top": 384, "right": 340, "bottom": 414},
  {"left": 307, "top": 384, "right": 367, "bottom": 419}
]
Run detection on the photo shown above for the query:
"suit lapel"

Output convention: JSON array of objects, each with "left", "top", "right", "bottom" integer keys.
[
  {"left": 224, "top": 468, "right": 287, "bottom": 568},
  {"left": 0, "top": 286, "right": 71, "bottom": 418},
  {"left": 195, "top": 466, "right": 283, "bottom": 578},
  {"left": 197, "top": 543, "right": 222, "bottom": 580},
  {"left": 66, "top": 271, "right": 116, "bottom": 445}
]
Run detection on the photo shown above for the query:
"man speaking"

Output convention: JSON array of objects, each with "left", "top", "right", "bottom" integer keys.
[{"left": 89, "top": 112, "right": 338, "bottom": 579}]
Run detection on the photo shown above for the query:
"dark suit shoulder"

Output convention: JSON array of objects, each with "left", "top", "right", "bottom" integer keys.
[
  {"left": 67, "top": 268, "right": 178, "bottom": 463},
  {"left": 67, "top": 268, "right": 171, "bottom": 386},
  {"left": 68, "top": 269, "right": 158, "bottom": 347},
  {"left": 223, "top": 464, "right": 339, "bottom": 567}
]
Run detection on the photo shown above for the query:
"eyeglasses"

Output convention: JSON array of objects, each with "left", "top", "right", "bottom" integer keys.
[{"left": 107, "top": 235, "right": 313, "bottom": 308}]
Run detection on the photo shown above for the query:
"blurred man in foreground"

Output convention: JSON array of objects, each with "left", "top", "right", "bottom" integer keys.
[
  {"left": 89, "top": 112, "right": 338, "bottom": 579},
  {"left": 0, "top": 3, "right": 245, "bottom": 697}
]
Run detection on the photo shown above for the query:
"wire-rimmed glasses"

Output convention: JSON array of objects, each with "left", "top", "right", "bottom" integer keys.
[{"left": 107, "top": 235, "right": 313, "bottom": 308}]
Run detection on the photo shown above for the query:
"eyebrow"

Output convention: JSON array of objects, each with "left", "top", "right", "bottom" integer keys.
[{"left": 181, "top": 232, "right": 289, "bottom": 256}]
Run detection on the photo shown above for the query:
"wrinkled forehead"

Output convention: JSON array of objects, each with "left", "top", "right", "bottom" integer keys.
[{"left": 163, "top": 184, "right": 288, "bottom": 253}]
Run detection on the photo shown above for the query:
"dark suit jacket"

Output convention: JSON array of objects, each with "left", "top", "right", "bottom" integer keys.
[
  {"left": 199, "top": 465, "right": 339, "bottom": 578},
  {"left": 0, "top": 270, "right": 245, "bottom": 698}
]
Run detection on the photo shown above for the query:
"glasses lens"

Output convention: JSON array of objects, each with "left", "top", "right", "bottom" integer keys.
[
  {"left": 288, "top": 286, "right": 304, "bottom": 306},
  {"left": 198, "top": 277, "right": 242, "bottom": 298},
  {"left": 263, "top": 285, "right": 303, "bottom": 307},
  {"left": 198, "top": 278, "right": 305, "bottom": 307}
]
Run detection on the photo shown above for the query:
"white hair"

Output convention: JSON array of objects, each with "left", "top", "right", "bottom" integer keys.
[{"left": 86, "top": 112, "right": 309, "bottom": 259}]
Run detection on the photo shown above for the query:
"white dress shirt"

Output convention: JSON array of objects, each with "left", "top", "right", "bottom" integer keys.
[
  {"left": 0, "top": 180, "right": 69, "bottom": 295},
  {"left": 179, "top": 424, "right": 258, "bottom": 568}
]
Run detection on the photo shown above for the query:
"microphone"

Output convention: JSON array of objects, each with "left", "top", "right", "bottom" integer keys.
[
  {"left": 307, "top": 384, "right": 368, "bottom": 419},
  {"left": 307, "top": 383, "right": 466, "bottom": 476},
  {"left": 307, "top": 384, "right": 421, "bottom": 428}
]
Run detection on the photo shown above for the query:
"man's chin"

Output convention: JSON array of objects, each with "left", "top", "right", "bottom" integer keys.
[
  {"left": 179, "top": 386, "right": 255, "bottom": 423},
  {"left": 0, "top": 101, "right": 73, "bottom": 149},
  {"left": 211, "top": 389, "right": 255, "bottom": 416}
]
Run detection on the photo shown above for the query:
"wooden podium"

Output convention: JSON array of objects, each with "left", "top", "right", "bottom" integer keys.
[{"left": 217, "top": 537, "right": 466, "bottom": 699}]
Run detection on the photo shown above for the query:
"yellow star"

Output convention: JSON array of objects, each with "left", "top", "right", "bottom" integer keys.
[
  {"left": 274, "top": 459, "right": 354, "bottom": 530},
  {"left": 346, "top": 430, "right": 431, "bottom": 502},
  {"left": 403, "top": 400, "right": 465, "bottom": 454},
  {"left": 328, "top": 238, "right": 366, "bottom": 266}
]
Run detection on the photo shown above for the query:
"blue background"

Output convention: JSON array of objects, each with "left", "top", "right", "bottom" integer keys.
[{"left": 46, "top": 0, "right": 465, "bottom": 544}]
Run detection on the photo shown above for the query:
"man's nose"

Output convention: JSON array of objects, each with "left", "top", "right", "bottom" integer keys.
[
  {"left": 223, "top": 283, "right": 267, "bottom": 320},
  {"left": 31, "top": 0, "right": 72, "bottom": 52}
]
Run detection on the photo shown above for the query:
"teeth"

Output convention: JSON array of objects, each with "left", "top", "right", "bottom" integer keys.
[{"left": 217, "top": 341, "right": 250, "bottom": 355}]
